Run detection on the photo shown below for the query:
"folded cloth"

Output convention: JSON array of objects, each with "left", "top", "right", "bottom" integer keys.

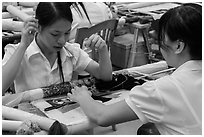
[{"left": 2, "top": 88, "right": 44, "bottom": 107}]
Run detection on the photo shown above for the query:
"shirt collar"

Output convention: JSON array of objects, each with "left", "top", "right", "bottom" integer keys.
[
  {"left": 26, "top": 36, "right": 42, "bottom": 59},
  {"left": 60, "top": 44, "right": 74, "bottom": 63},
  {"left": 173, "top": 60, "right": 202, "bottom": 74}
]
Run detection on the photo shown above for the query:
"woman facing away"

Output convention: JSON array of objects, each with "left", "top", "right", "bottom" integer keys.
[
  {"left": 68, "top": 3, "right": 202, "bottom": 135},
  {"left": 2, "top": 2, "right": 112, "bottom": 94}
]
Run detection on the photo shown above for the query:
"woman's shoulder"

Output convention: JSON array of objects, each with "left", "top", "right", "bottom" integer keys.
[{"left": 4, "top": 43, "right": 20, "bottom": 50}]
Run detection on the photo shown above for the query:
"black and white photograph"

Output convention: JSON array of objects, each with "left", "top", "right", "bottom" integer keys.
[{"left": 2, "top": 1, "right": 202, "bottom": 135}]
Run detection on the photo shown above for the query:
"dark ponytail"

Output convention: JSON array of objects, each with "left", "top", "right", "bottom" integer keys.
[
  {"left": 72, "top": 2, "right": 91, "bottom": 24},
  {"left": 57, "top": 52, "right": 65, "bottom": 83}
]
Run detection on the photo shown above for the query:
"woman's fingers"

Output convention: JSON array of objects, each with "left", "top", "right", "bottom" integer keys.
[
  {"left": 84, "top": 34, "right": 107, "bottom": 50},
  {"left": 94, "top": 38, "right": 102, "bottom": 49},
  {"left": 90, "top": 34, "right": 99, "bottom": 47},
  {"left": 67, "top": 93, "right": 75, "bottom": 102},
  {"left": 83, "top": 38, "right": 91, "bottom": 48},
  {"left": 67, "top": 86, "right": 89, "bottom": 102},
  {"left": 24, "top": 17, "right": 38, "bottom": 24},
  {"left": 24, "top": 20, "right": 38, "bottom": 34},
  {"left": 23, "top": 17, "right": 38, "bottom": 34},
  {"left": 24, "top": 17, "right": 38, "bottom": 28},
  {"left": 25, "top": 26, "right": 37, "bottom": 35},
  {"left": 24, "top": 21, "right": 38, "bottom": 29}
]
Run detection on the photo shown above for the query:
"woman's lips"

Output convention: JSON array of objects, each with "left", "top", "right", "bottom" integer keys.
[{"left": 54, "top": 46, "right": 63, "bottom": 50}]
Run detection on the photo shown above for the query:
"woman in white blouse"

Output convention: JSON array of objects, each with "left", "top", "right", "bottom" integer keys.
[
  {"left": 2, "top": 2, "right": 112, "bottom": 94},
  {"left": 68, "top": 3, "right": 202, "bottom": 135}
]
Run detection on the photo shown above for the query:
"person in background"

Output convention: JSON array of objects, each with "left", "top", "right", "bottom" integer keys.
[
  {"left": 68, "top": 3, "right": 202, "bottom": 135},
  {"left": 69, "top": 2, "right": 113, "bottom": 43},
  {"left": 2, "top": 2, "right": 112, "bottom": 94}
]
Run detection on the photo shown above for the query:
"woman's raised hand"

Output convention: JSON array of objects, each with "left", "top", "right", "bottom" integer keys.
[
  {"left": 21, "top": 17, "right": 38, "bottom": 48},
  {"left": 83, "top": 34, "right": 108, "bottom": 53}
]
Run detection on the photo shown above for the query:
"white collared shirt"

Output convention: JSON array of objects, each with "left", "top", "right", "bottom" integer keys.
[
  {"left": 3, "top": 39, "right": 92, "bottom": 93},
  {"left": 125, "top": 60, "right": 202, "bottom": 135}
]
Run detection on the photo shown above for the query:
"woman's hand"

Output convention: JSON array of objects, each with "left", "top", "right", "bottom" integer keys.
[
  {"left": 83, "top": 34, "right": 108, "bottom": 53},
  {"left": 21, "top": 17, "right": 38, "bottom": 48},
  {"left": 67, "top": 86, "right": 92, "bottom": 102}
]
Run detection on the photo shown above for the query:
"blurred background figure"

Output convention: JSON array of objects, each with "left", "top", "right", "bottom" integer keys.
[{"left": 69, "top": 2, "right": 113, "bottom": 43}]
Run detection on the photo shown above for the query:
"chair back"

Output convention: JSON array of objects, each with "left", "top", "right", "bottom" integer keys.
[{"left": 75, "top": 19, "right": 118, "bottom": 61}]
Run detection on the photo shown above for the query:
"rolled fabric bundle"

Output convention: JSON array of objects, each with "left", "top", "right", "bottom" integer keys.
[
  {"left": 3, "top": 79, "right": 94, "bottom": 108},
  {"left": 3, "top": 8, "right": 34, "bottom": 19},
  {"left": 2, "top": 120, "right": 23, "bottom": 131},
  {"left": 115, "top": 2, "right": 136, "bottom": 5},
  {"left": 2, "top": 12, "right": 15, "bottom": 19},
  {"left": 2, "top": 106, "right": 55, "bottom": 131},
  {"left": 6, "top": 5, "right": 31, "bottom": 22},
  {"left": 18, "top": 2, "right": 39, "bottom": 7},
  {"left": 2, "top": 19, "right": 24, "bottom": 32},
  {"left": 2, "top": 88, "right": 44, "bottom": 107},
  {"left": 3, "top": 106, "right": 69, "bottom": 135},
  {"left": 127, "top": 61, "right": 168, "bottom": 75},
  {"left": 125, "top": 2, "right": 166, "bottom": 9},
  {"left": 3, "top": 82, "right": 73, "bottom": 107},
  {"left": 2, "top": 2, "right": 17, "bottom": 11},
  {"left": 42, "top": 82, "right": 72, "bottom": 98},
  {"left": 21, "top": 8, "right": 35, "bottom": 16}
]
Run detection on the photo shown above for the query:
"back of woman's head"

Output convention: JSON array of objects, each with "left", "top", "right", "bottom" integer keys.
[
  {"left": 36, "top": 2, "right": 73, "bottom": 29},
  {"left": 158, "top": 3, "right": 202, "bottom": 60}
]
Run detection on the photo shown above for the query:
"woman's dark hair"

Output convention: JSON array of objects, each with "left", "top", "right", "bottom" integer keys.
[
  {"left": 36, "top": 2, "right": 74, "bottom": 83},
  {"left": 35, "top": 2, "right": 73, "bottom": 29},
  {"left": 158, "top": 3, "right": 202, "bottom": 60}
]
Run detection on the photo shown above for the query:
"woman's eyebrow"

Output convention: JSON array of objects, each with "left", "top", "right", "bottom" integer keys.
[{"left": 52, "top": 28, "right": 71, "bottom": 33}]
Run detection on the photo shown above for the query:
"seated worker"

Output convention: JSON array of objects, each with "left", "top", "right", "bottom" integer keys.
[
  {"left": 2, "top": 2, "right": 112, "bottom": 94},
  {"left": 69, "top": 2, "right": 113, "bottom": 43},
  {"left": 68, "top": 3, "right": 202, "bottom": 135}
]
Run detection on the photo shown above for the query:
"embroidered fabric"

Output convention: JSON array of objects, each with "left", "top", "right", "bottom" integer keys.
[{"left": 16, "top": 120, "right": 41, "bottom": 135}]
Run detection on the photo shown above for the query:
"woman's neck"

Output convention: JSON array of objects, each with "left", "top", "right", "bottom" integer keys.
[
  {"left": 174, "top": 53, "right": 192, "bottom": 68},
  {"left": 36, "top": 34, "right": 57, "bottom": 67},
  {"left": 36, "top": 34, "right": 56, "bottom": 57}
]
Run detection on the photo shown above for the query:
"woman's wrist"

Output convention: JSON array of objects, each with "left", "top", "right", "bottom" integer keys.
[
  {"left": 19, "top": 42, "right": 29, "bottom": 51},
  {"left": 98, "top": 46, "right": 108, "bottom": 54},
  {"left": 77, "top": 94, "right": 93, "bottom": 106}
]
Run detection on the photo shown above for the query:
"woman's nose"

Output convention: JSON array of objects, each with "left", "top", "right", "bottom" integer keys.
[{"left": 57, "top": 35, "right": 66, "bottom": 44}]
